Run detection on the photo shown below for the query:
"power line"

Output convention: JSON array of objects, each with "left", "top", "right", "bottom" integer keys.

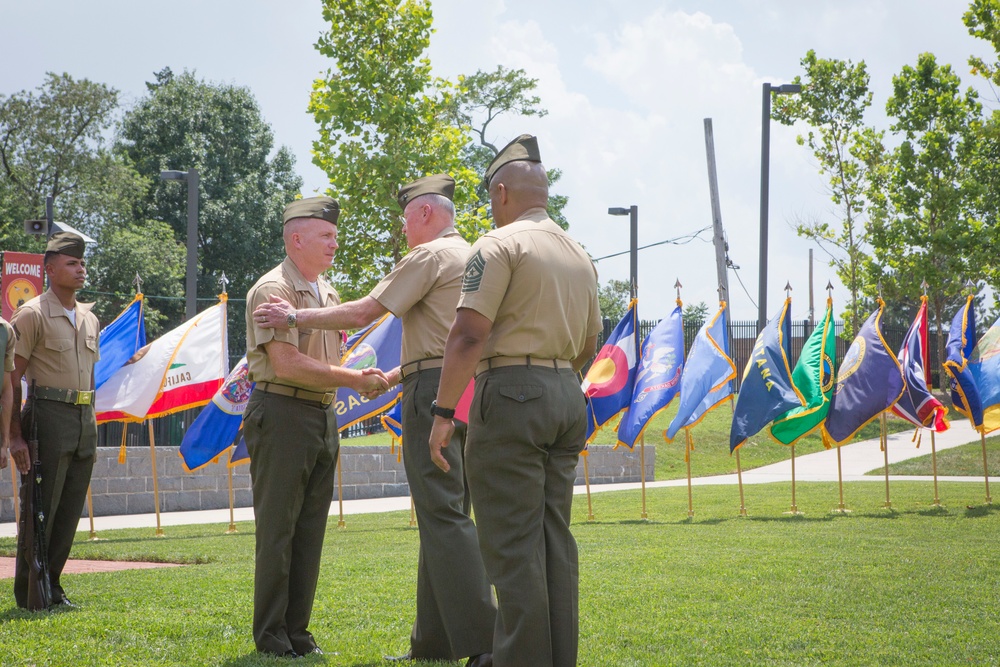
[{"left": 592, "top": 226, "right": 712, "bottom": 263}]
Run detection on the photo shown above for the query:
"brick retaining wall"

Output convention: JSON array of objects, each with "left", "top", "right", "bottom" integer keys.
[{"left": 0, "top": 444, "right": 653, "bottom": 523}]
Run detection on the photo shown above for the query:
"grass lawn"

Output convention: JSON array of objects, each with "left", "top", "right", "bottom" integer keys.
[
  {"left": 1, "top": 480, "right": 999, "bottom": 666},
  {"left": 883, "top": 430, "right": 1000, "bottom": 477},
  {"left": 343, "top": 401, "right": 916, "bottom": 482}
]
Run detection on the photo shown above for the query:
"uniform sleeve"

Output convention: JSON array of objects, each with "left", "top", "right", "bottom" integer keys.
[
  {"left": 11, "top": 306, "right": 41, "bottom": 362},
  {"left": 2, "top": 321, "right": 14, "bottom": 372},
  {"left": 456, "top": 235, "right": 510, "bottom": 322},
  {"left": 586, "top": 266, "right": 603, "bottom": 337},
  {"left": 368, "top": 247, "right": 439, "bottom": 317},
  {"left": 246, "top": 282, "right": 299, "bottom": 351}
]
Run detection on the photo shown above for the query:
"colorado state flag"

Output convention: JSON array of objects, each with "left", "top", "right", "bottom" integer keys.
[
  {"left": 583, "top": 300, "right": 638, "bottom": 442},
  {"left": 729, "top": 298, "right": 799, "bottom": 452},
  {"left": 617, "top": 304, "right": 684, "bottom": 449}
]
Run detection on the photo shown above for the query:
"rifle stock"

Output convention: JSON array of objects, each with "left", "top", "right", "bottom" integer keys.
[{"left": 17, "top": 382, "right": 51, "bottom": 610}]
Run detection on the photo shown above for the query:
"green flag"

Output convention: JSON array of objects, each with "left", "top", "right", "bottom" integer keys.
[{"left": 769, "top": 299, "right": 836, "bottom": 445}]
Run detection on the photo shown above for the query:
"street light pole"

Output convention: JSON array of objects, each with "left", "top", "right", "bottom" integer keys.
[
  {"left": 160, "top": 168, "right": 199, "bottom": 321},
  {"left": 757, "top": 82, "right": 801, "bottom": 333},
  {"left": 608, "top": 205, "right": 638, "bottom": 300}
]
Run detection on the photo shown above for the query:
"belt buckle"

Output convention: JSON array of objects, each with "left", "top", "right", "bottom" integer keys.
[
  {"left": 76, "top": 390, "right": 94, "bottom": 406},
  {"left": 321, "top": 392, "right": 335, "bottom": 406}
]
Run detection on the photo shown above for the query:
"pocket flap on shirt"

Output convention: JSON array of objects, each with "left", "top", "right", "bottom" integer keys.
[
  {"left": 44, "top": 338, "right": 72, "bottom": 353},
  {"left": 498, "top": 385, "right": 543, "bottom": 403}
]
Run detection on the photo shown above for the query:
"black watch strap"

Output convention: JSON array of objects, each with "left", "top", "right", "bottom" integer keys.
[{"left": 430, "top": 400, "right": 456, "bottom": 419}]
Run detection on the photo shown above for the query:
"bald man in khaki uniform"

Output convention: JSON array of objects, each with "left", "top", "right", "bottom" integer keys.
[
  {"left": 9, "top": 232, "right": 100, "bottom": 609},
  {"left": 245, "top": 196, "right": 388, "bottom": 658},
  {"left": 430, "top": 136, "right": 601, "bottom": 667},
  {"left": 253, "top": 175, "right": 495, "bottom": 667}
]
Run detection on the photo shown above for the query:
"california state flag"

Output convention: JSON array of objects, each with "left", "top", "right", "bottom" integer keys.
[{"left": 96, "top": 298, "right": 229, "bottom": 423}]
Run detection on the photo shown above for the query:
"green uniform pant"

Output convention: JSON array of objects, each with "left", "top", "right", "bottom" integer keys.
[
  {"left": 14, "top": 399, "right": 97, "bottom": 607},
  {"left": 466, "top": 366, "right": 585, "bottom": 667},
  {"left": 244, "top": 390, "right": 338, "bottom": 655},
  {"left": 401, "top": 368, "right": 496, "bottom": 660}
]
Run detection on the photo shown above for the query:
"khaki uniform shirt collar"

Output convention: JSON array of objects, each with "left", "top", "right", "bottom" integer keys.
[
  {"left": 41, "top": 290, "right": 94, "bottom": 324},
  {"left": 281, "top": 256, "right": 333, "bottom": 305},
  {"left": 515, "top": 207, "right": 550, "bottom": 224}
]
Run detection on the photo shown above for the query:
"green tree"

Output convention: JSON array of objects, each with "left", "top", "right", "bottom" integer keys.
[
  {"left": 447, "top": 66, "right": 568, "bottom": 228},
  {"left": 311, "top": 0, "right": 478, "bottom": 301},
  {"left": 0, "top": 72, "right": 141, "bottom": 251},
  {"left": 866, "top": 53, "right": 982, "bottom": 386},
  {"left": 116, "top": 68, "right": 303, "bottom": 353},
  {"left": 598, "top": 279, "right": 630, "bottom": 323},
  {"left": 772, "top": 51, "right": 883, "bottom": 338},
  {"left": 84, "top": 220, "right": 186, "bottom": 336},
  {"left": 683, "top": 301, "right": 710, "bottom": 329},
  {"left": 965, "top": 0, "right": 1000, "bottom": 91}
]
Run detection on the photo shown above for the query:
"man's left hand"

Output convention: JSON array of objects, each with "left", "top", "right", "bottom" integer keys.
[{"left": 429, "top": 417, "right": 455, "bottom": 473}]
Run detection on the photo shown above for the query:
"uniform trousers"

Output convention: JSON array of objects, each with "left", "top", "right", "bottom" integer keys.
[
  {"left": 466, "top": 365, "right": 585, "bottom": 667},
  {"left": 14, "top": 399, "right": 96, "bottom": 607},
  {"left": 401, "top": 367, "right": 496, "bottom": 660},
  {"left": 244, "top": 390, "right": 338, "bottom": 655}
]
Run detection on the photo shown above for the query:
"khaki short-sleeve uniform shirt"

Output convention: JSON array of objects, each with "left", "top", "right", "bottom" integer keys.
[
  {"left": 11, "top": 290, "right": 100, "bottom": 390},
  {"left": 0, "top": 317, "right": 15, "bottom": 372},
  {"left": 458, "top": 207, "right": 602, "bottom": 361},
  {"left": 368, "top": 229, "right": 469, "bottom": 365},
  {"left": 246, "top": 256, "right": 343, "bottom": 392}
]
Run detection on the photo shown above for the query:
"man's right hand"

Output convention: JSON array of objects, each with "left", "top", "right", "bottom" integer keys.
[
  {"left": 355, "top": 367, "right": 390, "bottom": 395},
  {"left": 253, "top": 295, "right": 295, "bottom": 330},
  {"left": 8, "top": 435, "right": 29, "bottom": 475}
]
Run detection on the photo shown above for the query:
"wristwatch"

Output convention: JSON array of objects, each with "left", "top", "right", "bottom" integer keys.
[
  {"left": 430, "top": 400, "right": 456, "bottom": 419},
  {"left": 286, "top": 311, "right": 297, "bottom": 329}
]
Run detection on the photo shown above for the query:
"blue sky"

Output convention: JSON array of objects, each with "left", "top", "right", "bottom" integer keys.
[{"left": 1, "top": 0, "right": 990, "bottom": 321}]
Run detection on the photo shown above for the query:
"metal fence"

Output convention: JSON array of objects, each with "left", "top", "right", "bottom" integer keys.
[{"left": 101, "top": 316, "right": 927, "bottom": 450}]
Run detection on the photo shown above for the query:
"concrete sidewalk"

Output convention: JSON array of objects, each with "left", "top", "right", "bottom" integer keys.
[{"left": 0, "top": 418, "right": 993, "bottom": 538}]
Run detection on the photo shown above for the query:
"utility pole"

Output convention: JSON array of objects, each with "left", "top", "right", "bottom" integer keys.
[{"left": 703, "top": 118, "right": 731, "bottom": 324}]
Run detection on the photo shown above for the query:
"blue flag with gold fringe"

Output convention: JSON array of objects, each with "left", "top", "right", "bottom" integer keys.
[
  {"left": 822, "top": 301, "right": 904, "bottom": 446},
  {"left": 94, "top": 295, "right": 147, "bottom": 390},
  {"left": 336, "top": 313, "right": 403, "bottom": 430},
  {"left": 944, "top": 295, "right": 984, "bottom": 431},
  {"left": 617, "top": 304, "right": 684, "bottom": 449},
  {"left": 179, "top": 357, "right": 253, "bottom": 471},
  {"left": 665, "top": 304, "right": 734, "bottom": 441},
  {"left": 967, "top": 314, "right": 1000, "bottom": 434},
  {"left": 730, "top": 298, "right": 799, "bottom": 452}
]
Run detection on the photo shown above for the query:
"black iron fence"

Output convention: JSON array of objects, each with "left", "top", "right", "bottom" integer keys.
[{"left": 100, "top": 316, "right": 932, "bottom": 450}]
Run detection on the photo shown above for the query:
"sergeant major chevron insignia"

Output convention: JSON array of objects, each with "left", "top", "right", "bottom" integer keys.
[{"left": 462, "top": 250, "right": 485, "bottom": 293}]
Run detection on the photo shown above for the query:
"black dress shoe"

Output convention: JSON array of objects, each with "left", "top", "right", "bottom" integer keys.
[
  {"left": 466, "top": 653, "right": 493, "bottom": 667},
  {"left": 51, "top": 596, "right": 79, "bottom": 609},
  {"left": 259, "top": 648, "right": 299, "bottom": 659},
  {"left": 302, "top": 647, "right": 323, "bottom": 655}
]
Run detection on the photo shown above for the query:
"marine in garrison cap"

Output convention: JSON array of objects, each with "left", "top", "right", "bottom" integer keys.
[
  {"left": 45, "top": 231, "right": 86, "bottom": 259},
  {"left": 397, "top": 173, "right": 456, "bottom": 209},
  {"left": 482, "top": 133, "right": 541, "bottom": 187},
  {"left": 282, "top": 195, "right": 341, "bottom": 226}
]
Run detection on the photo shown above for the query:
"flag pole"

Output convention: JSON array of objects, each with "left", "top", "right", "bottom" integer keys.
[
  {"left": 118, "top": 422, "right": 128, "bottom": 464},
  {"left": 10, "top": 465, "right": 19, "bottom": 533},
  {"left": 337, "top": 449, "right": 345, "bottom": 529},
  {"left": 86, "top": 485, "right": 98, "bottom": 540},
  {"left": 683, "top": 429, "right": 694, "bottom": 518},
  {"left": 583, "top": 452, "right": 595, "bottom": 522},
  {"left": 734, "top": 448, "right": 748, "bottom": 517},
  {"left": 409, "top": 496, "right": 416, "bottom": 528},
  {"left": 833, "top": 444, "right": 850, "bottom": 513},
  {"left": 784, "top": 444, "right": 801, "bottom": 515},
  {"left": 226, "top": 462, "right": 237, "bottom": 534},
  {"left": 147, "top": 420, "right": 165, "bottom": 537},
  {"left": 640, "top": 433, "right": 648, "bottom": 520},
  {"left": 979, "top": 430, "right": 992, "bottom": 504},
  {"left": 930, "top": 430, "right": 942, "bottom": 507},
  {"left": 881, "top": 412, "right": 891, "bottom": 509}
]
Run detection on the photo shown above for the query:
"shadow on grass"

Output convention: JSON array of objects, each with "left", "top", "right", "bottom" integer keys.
[
  {"left": 0, "top": 603, "right": 78, "bottom": 625},
  {"left": 963, "top": 503, "right": 1000, "bottom": 518},
  {"left": 219, "top": 653, "right": 390, "bottom": 667}
]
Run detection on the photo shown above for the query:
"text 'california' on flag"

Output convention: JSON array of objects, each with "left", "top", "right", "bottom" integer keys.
[
  {"left": 582, "top": 299, "right": 638, "bottom": 442},
  {"left": 179, "top": 356, "right": 254, "bottom": 471},
  {"left": 665, "top": 303, "right": 735, "bottom": 442},
  {"left": 94, "top": 294, "right": 147, "bottom": 390},
  {"left": 96, "top": 298, "right": 229, "bottom": 423},
  {"left": 617, "top": 304, "right": 684, "bottom": 449},
  {"left": 892, "top": 296, "right": 948, "bottom": 432}
]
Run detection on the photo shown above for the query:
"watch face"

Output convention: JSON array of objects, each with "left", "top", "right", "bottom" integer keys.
[{"left": 286, "top": 312, "right": 296, "bottom": 328}]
